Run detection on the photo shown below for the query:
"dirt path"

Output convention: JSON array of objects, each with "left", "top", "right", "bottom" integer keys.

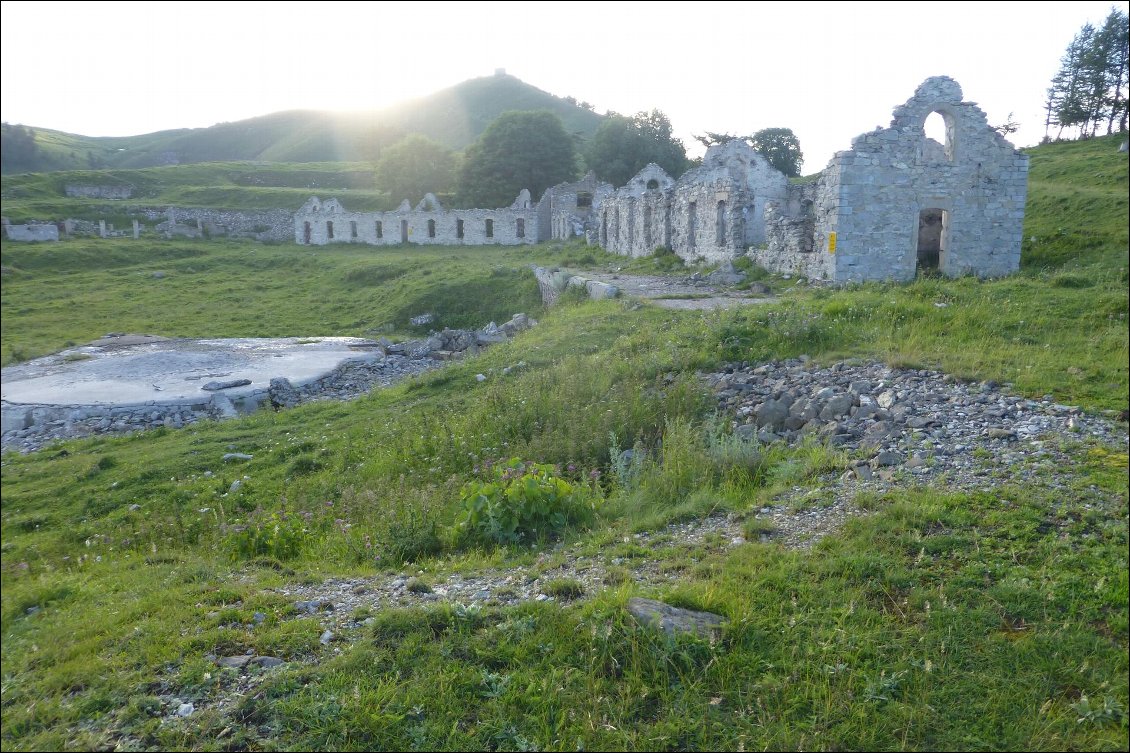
[{"left": 578, "top": 270, "right": 777, "bottom": 310}]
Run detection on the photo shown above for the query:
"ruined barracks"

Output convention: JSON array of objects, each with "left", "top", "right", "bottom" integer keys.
[{"left": 295, "top": 77, "right": 1028, "bottom": 282}]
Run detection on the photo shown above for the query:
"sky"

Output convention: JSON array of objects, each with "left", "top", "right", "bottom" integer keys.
[{"left": 2, "top": 0, "right": 1127, "bottom": 172}]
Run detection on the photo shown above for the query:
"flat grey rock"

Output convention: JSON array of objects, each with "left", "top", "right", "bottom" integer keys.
[
  {"left": 202, "top": 378, "right": 252, "bottom": 391},
  {"left": 627, "top": 597, "right": 725, "bottom": 640}
]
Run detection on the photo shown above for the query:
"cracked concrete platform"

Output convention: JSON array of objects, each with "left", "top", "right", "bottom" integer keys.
[{"left": 1, "top": 334, "right": 379, "bottom": 407}]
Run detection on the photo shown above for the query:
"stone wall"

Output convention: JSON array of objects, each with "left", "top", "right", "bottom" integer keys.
[
  {"left": 296, "top": 193, "right": 538, "bottom": 247},
  {"left": 537, "top": 172, "right": 614, "bottom": 244},
  {"left": 143, "top": 207, "right": 293, "bottom": 241},
  {"left": 2, "top": 222, "right": 59, "bottom": 241},
  {"left": 755, "top": 180, "right": 837, "bottom": 279},
  {"left": 763, "top": 77, "right": 1028, "bottom": 282},
  {"left": 593, "top": 142, "right": 789, "bottom": 264},
  {"left": 597, "top": 164, "right": 675, "bottom": 257},
  {"left": 65, "top": 184, "right": 134, "bottom": 199}
]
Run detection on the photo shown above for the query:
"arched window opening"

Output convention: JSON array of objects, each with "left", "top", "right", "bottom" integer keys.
[
  {"left": 646, "top": 179, "right": 660, "bottom": 190},
  {"left": 923, "top": 110, "right": 955, "bottom": 162}
]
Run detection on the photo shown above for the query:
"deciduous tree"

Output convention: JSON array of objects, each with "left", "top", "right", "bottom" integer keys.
[
  {"left": 457, "top": 110, "right": 577, "bottom": 208},
  {"left": 584, "top": 110, "right": 690, "bottom": 186},
  {"left": 375, "top": 134, "right": 457, "bottom": 202}
]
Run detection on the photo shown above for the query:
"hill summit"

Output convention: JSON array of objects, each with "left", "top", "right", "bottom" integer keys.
[{"left": 1, "top": 72, "right": 606, "bottom": 174}]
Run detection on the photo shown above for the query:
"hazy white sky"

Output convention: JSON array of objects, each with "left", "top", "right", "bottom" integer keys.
[{"left": 1, "top": 0, "right": 1126, "bottom": 171}]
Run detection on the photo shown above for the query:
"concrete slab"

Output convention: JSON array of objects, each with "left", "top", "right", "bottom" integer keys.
[{"left": 1, "top": 336, "right": 379, "bottom": 407}]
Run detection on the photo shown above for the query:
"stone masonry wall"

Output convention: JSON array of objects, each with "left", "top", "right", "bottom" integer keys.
[
  {"left": 143, "top": 207, "right": 293, "bottom": 241},
  {"left": 296, "top": 193, "right": 538, "bottom": 247},
  {"left": 538, "top": 172, "right": 614, "bottom": 244},
  {"left": 598, "top": 164, "right": 675, "bottom": 257},
  {"left": 826, "top": 77, "right": 1027, "bottom": 282},
  {"left": 756, "top": 180, "right": 837, "bottom": 279},
  {"left": 595, "top": 142, "right": 788, "bottom": 264},
  {"left": 3, "top": 223, "right": 60, "bottom": 241},
  {"left": 65, "top": 184, "right": 134, "bottom": 199}
]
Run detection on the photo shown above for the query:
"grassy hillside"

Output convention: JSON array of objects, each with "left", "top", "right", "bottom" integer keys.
[
  {"left": 0, "top": 161, "right": 389, "bottom": 221},
  {"left": 2, "top": 74, "right": 605, "bottom": 174},
  {"left": 0, "top": 136, "right": 1126, "bottom": 751}
]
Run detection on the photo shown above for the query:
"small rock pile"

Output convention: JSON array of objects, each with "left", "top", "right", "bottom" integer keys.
[
  {"left": 266, "top": 313, "right": 537, "bottom": 407},
  {"left": 704, "top": 357, "right": 1126, "bottom": 484}
]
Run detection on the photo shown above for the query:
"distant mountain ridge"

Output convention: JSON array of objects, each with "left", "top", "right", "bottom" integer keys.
[{"left": 1, "top": 73, "right": 606, "bottom": 174}]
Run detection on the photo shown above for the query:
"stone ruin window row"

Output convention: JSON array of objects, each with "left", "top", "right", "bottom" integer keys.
[{"left": 306, "top": 215, "right": 529, "bottom": 243}]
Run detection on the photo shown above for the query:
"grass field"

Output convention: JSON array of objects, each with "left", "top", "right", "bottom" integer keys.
[{"left": 0, "top": 134, "right": 1126, "bottom": 751}]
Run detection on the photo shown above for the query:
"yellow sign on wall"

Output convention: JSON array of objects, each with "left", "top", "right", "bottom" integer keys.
[{"left": 828, "top": 232, "right": 837, "bottom": 254}]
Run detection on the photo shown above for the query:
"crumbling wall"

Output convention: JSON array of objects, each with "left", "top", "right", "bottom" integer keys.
[
  {"left": 296, "top": 193, "right": 538, "bottom": 247},
  {"left": 144, "top": 207, "right": 293, "bottom": 241},
  {"left": 537, "top": 172, "right": 614, "bottom": 243},
  {"left": 823, "top": 77, "right": 1028, "bottom": 282},
  {"left": 599, "top": 164, "right": 674, "bottom": 257},
  {"left": 65, "top": 184, "right": 134, "bottom": 199},
  {"left": 595, "top": 142, "right": 788, "bottom": 264},
  {"left": 758, "top": 180, "right": 836, "bottom": 279},
  {"left": 667, "top": 141, "right": 788, "bottom": 263},
  {"left": 2, "top": 222, "right": 59, "bottom": 241}
]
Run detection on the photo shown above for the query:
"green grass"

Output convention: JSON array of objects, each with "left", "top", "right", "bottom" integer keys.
[
  {"left": 0, "top": 135, "right": 1127, "bottom": 751},
  {"left": 0, "top": 161, "right": 392, "bottom": 220},
  {"left": 0, "top": 238, "right": 561, "bottom": 365}
]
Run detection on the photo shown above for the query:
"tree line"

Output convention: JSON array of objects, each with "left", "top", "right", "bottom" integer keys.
[
  {"left": 1044, "top": 7, "right": 1129, "bottom": 140},
  {"left": 374, "top": 110, "right": 806, "bottom": 210}
]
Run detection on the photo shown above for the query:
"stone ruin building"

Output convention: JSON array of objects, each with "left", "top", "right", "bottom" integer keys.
[
  {"left": 294, "top": 77, "right": 1027, "bottom": 281},
  {"left": 756, "top": 76, "right": 1029, "bottom": 281},
  {"left": 295, "top": 191, "right": 537, "bottom": 247},
  {"left": 536, "top": 171, "right": 614, "bottom": 245}
]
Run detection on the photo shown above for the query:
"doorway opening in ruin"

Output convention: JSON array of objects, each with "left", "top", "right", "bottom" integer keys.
[
  {"left": 303, "top": 221, "right": 311, "bottom": 244},
  {"left": 376, "top": 221, "right": 383, "bottom": 239},
  {"left": 428, "top": 219, "right": 436, "bottom": 238},
  {"left": 517, "top": 218, "right": 525, "bottom": 238},
  {"left": 326, "top": 221, "right": 334, "bottom": 240},
  {"left": 351, "top": 221, "right": 358, "bottom": 240},
  {"left": 688, "top": 202, "right": 697, "bottom": 249},
  {"left": 600, "top": 211, "right": 608, "bottom": 245},
  {"left": 485, "top": 219, "right": 494, "bottom": 239},
  {"left": 400, "top": 219, "right": 408, "bottom": 243},
  {"left": 917, "top": 208, "right": 948, "bottom": 275},
  {"left": 456, "top": 219, "right": 464, "bottom": 239},
  {"left": 716, "top": 200, "right": 726, "bottom": 245},
  {"left": 923, "top": 110, "right": 956, "bottom": 162},
  {"left": 577, "top": 193, "right": 592, "bottom": 209}
]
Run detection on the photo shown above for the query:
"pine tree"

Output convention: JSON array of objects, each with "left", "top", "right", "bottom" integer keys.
[{"left": 1046, "top": 10, "right": 1129, "bottom": 140}]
